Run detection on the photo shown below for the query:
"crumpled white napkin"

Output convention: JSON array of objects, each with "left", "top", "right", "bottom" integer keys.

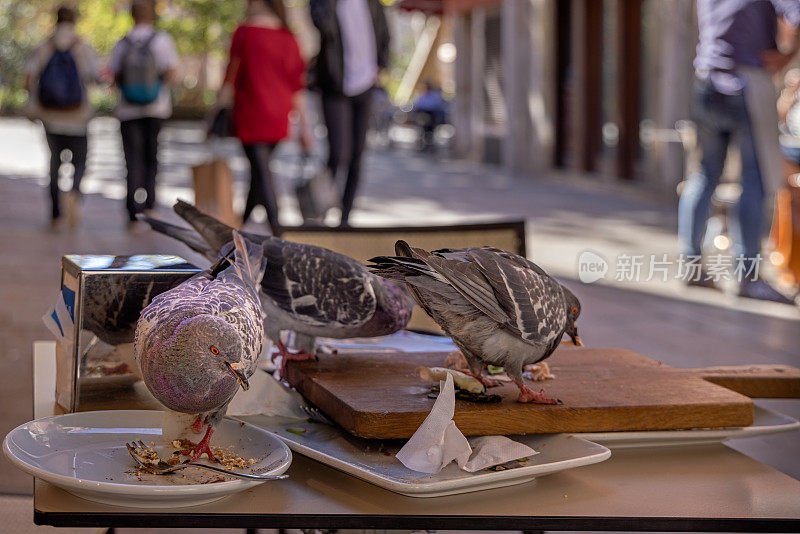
[{"left": 396, "top": 373, "right": 538, "bottom": 474}]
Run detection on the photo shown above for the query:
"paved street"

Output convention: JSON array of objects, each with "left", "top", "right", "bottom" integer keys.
[{"left": 1, "top": 117, "right": 798, "bottom": 504}]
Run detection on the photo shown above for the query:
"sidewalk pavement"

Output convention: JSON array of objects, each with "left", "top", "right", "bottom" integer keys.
[{"left": 1, "top": 117, "right": 798, "bottom": 497}]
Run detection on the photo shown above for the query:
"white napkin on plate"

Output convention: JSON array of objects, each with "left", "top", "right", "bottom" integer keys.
[{"left": 396, "top": 373, "right": 538, "bottom": 474}]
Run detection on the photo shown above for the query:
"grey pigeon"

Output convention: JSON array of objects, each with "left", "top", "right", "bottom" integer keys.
[
  {"left": 134, "top": 231, "right": 265, "bottom": 460},
  {"left": 142, "top": 200, "right": 414, "bottom": 370},
  {"left": 369, "top": 241, "right": 582, "bottom": 404}
]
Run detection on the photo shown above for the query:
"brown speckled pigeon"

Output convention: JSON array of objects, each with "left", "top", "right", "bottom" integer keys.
[
  {"left": 142, "top": 201, "right": 414, "bottom": 370},
  {"left": 369, "top": 241, "right": 582, "bottom": 404},
  {"left": 134, "top": 231, "right": 264, "bottom": 460}
]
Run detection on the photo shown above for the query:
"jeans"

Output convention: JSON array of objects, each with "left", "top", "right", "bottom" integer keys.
[
  {"left": 242, "top": 143, "right": 279, "bottom": 233},
  {"left": 321, "top": 87, "right": 373, "bottom": 224},
  {"left": 781, "top": 144, "right": 800, "bottom": 165},
  {"left": 120, "top": 117, "right": 163, "bottom": 221},
  {"left": 678, "top": 80, "right": 764, "bottom": 264},
  {"left": 45, "top": 132, "right": 87, "bottom": 219}
]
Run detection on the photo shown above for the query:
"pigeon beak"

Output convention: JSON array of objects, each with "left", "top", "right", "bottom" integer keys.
[
  {"left": 566, "top": 326, "right": 583, "bottom": 346},
  {"left": 224, "top": 361, "right": 250, "bottom": 391},
  {"left": 570, "top": 332, "right": 584, "bottom": 347}
]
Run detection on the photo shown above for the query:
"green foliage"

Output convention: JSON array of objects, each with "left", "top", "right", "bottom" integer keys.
[
  {"left": 76, "top": 1, "right": 133, "bottom": 56},
  {"left": 0, "top": 0, "right": 246, "bottom": 112},
  {"left": 159, "top": 0, "right": 244, "bottom": 59}
]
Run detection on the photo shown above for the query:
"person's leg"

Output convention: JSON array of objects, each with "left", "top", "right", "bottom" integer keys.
[
  {"left": 242, "top": 143, "right": 279, "bottom": 232},
  {"left": 67, "top": 135, "right": 88, "bottom": 193},
  {"left": 321, "top": 92, "right": 350, "bottom": 180},
  {"left": 677, "top": 82, "right": 730, "bottom": 259},
  {"left": 341, "top": 88, "right": 373, "bottom": 225},
  {"left": 733, "top": 95, "right": 765, "bottom": 265},
  {"left": 142, "top": 117, "right": 163, "bottom": 211},
  {"left": 120, "top": 119, "right": 144, "bottom": 221},
  {"left": 64, "top": 134, "right": 88, "bottom": 227},
  {"left": 45, "top": 132, "right": 65, "bottom": 220}
]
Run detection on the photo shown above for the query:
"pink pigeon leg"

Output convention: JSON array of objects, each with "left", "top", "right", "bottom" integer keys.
[
  {"left": 276, "top": 340, "right": 315, "bottom": 376},
  {"left": 513, "top": 379, "right": 561, "bottom": 404},
  {"left": 190, "top": 415, "right": 204, "bottom": 434},
  {"left": 462, "top": 370, "right": 502, "bottom": 388},
  {"left": 181, "top": 425, "right": 216, "bottom": 462}
]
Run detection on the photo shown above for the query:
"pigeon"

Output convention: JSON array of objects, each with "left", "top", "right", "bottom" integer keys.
[
  {"left": 141, "top": 200, "right": 414, "bottom": 370},
  {"left": 134, "top": 231, "right": 265, "bottom": 461},
  {"left": 368, "top": 241, "right": 582, "bottom": 404}
]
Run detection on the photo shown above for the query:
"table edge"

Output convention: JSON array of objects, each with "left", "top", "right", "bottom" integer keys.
[{"left": 32, "top": 509, "right": 800, "bottom": 532}]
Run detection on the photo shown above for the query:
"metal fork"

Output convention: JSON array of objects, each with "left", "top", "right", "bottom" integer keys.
[
  {"left": 300, "top": 403, "right": 335, "bottom": 425},
  {"left": 125, "top": 441, "right": 289, "bottom": 481}
]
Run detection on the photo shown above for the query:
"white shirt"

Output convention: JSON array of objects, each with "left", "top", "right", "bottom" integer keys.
[
  {"left": 109, "top": 24, "right": 178, "bottom": 121},
  {"left": 24, "top": 23, "right": 98, "bottom": 135},
  {"left": 336, "top": 0, "right": 377, "bottom": 96}
]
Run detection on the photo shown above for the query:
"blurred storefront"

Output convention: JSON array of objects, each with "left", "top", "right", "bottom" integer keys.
[{"left": 430, "top": 0, "right": 697, "bottom": 193}]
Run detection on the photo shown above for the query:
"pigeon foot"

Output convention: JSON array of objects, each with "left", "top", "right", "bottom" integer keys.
[
  {"left": 181, "top": 425, "right": 216, "bottom": 462},
  {"left": 463, "top": 370, "right": 501, "bottom": 388},
  {"left": 514, "top": 380, "right": 561, "bottom": 404},
  {"left": 276, "top": 341, "right": 315, "bottom": 376}
]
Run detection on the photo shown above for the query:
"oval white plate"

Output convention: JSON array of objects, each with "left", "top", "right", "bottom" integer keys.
[
  {"left": 3, "top": 410, "right": 291, "bottom": 508},
  {"left": 572, "top": 405, "right": 800, "bottom": 449},
  {"left": 242, "top": 415, "right": 611, "bottom": 498}
]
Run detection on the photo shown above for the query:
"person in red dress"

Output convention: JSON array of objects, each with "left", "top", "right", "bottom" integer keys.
[{"left": 216, "top": 0, "right": 312, "bottom": 233}]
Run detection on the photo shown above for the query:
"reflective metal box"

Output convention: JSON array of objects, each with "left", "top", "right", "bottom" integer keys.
[{"left": 48, "top": 255, "right": 201, "bottom": 412}]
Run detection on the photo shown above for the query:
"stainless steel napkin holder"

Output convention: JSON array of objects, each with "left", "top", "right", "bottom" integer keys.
[{"left": 46, "top": 254, "right": 201, "bottom": 412}]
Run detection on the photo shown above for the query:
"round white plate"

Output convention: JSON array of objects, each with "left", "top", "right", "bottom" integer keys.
[{"left": 3, "top": 410, "right": 291, "bottom": 508}]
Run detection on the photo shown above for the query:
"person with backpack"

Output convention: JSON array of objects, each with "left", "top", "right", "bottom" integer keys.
[
  {"left": 109, "top": 0, "right": 178, "bottom": 226},
  {"left": 24, "top": 5, "right": 99, "bottom": 228}
]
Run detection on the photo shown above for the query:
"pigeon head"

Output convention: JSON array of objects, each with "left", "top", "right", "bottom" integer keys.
[
  {"left": 142, "top": 315, "right": 250, "bottom": 414},
  {"left": 374, "top": 278, "right": 415, "bottom": 330},
  {"left": 563, "top": 287, "right": 583, "bottom": 346}
]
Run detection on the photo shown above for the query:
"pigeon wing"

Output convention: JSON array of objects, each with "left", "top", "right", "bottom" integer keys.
[
  {"left": 423, "top": 253, "right": 511, "bottom": 326},
  {"left": 260, "top": 240, "right": 377, "bottom": 327},
  {"left": 467, "top": 248, "right": 567, "bottom": 346}
]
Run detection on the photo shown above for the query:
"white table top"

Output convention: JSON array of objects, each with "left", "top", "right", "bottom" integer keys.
[{"left": 30, "top": 342, "right": 800, "bottom": 531}]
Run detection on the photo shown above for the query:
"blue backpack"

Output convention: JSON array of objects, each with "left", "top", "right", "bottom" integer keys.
[
  {"left": 38, "top": 40, "right": 83, "bottom": 110},
  {"left": 119, "top": 33, "right": 162, "bottom": 105}
]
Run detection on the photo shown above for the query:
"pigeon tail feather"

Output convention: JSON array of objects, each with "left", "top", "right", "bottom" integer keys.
[
  {"left": 139, "top": 215, "right": 215, "bottom": 259},
  {"left": 174, "top": 200, "right": 238, "bottom": 253},
  {"left": 395, "top": 240, "right": 429, "bottom": 261},
  {"left": 232, "top": 230, "right": 266, "bottom": 286}
]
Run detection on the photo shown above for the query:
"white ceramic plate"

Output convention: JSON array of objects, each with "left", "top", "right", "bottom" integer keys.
[
  {"left": 3, "top": 410, "right": 291, "bottom": 508},
  {"left": 572, "top": 405, "right": 800, "bottom": 449},
  {"left": 240, "top": 415, "right": 610, "bottom": 498}
]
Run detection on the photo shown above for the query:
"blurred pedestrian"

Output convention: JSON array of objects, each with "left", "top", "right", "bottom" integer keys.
[
  {"left": 310, "top": 0, "right": 389, "bottom": 227},
  {"left": 414, "top": 80, "right": 448, "bottom": 150},
  {"left": 109, "top": 0, "right": 178, "bottom": 225},
  {"left": 778, "top": 68, "right": 800, "bottom": 171},
  {"left": 679, "top": 0, "right": 799, "bottom": 303},
  {"left": 24, "top": 5, "right": 99, "bottom": 228},
  {"left": 214, "top": 0, "right": 311, "bottom": 233}
]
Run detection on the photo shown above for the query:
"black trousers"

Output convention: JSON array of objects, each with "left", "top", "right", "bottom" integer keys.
[
  {"left": 45, "top": 132, "right": 87, "bottom": 219},
  {"left": 321, "top": 87, "right": 372, "bottom": 225},
  {"left": 242, "top": 143, "right": 279, "bottom": 233},
  {"left": 120, "top": 117, "right": 162, "bottom": 221}
]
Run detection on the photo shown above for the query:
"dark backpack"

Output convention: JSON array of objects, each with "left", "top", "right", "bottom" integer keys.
[
  {"left": 118, "top": 33, "right": 161, "bottom": 105},
  {"left": 38, "top": 40, "right": 83, "bottom": 110}
]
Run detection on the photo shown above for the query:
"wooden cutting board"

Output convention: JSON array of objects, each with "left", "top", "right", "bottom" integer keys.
[{"left": 284, "top": 347, "right": 800, "bottom": 439}]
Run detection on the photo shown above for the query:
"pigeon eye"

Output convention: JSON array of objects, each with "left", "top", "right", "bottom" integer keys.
[
  {"left": 570, "top": 306, "right": 578, "bottom": 315},
  {"left": 210, "top": 346, "right": 219, "bottom": 355}
]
